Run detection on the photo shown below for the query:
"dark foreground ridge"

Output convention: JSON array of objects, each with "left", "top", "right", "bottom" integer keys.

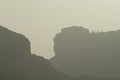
[
  {"left": 0, "top": 26, "right": 74, "bottom": 80},
  {"left": 51, "top": 26, "right": 120, "bottom": 80}
]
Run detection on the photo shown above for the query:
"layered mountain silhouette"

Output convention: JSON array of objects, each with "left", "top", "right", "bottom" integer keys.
[
  {"left": 0, "top": 26, "right": 74, "bottom": 80},
  {"left": 1, "top": 25, "right": 120, "bottom": 80},
  {"left": 51, "top": 26, "right": 120, "bottom": 79}
]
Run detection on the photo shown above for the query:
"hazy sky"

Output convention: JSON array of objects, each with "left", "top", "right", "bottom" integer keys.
[{"left": 0, "top": 0, "right": 120, "bottom": 59}]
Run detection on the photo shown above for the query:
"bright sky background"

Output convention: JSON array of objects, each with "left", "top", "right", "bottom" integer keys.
[{"left": 0, "top": 0, "right": 120, "bottom": 59}]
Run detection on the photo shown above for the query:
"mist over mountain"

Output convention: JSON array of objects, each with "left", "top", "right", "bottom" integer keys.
[
  {"left": 51, "top": 26, "right": 120, "bottom": 79},
  {"left": 0, "top": 26, "right": 74, "bottom": 80},
  {"left": 0, "top": 25, "right": 120, "bottom": 80}
]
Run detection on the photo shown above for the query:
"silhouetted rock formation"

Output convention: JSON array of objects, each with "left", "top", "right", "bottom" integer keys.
[
  {"left": 0, "top": 26, "right": 74, "bottom": 80},
  {"left": 51, "top": 26, "right": 120, "bottom": 79}
]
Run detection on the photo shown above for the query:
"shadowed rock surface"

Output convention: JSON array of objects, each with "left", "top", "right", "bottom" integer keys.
[
  {"left": 1, "top": 25, "right": 119, "bottom": 80},
  {"left": 76, "top": 75, "right": 120, "bottom": 80},
  {"left": 0, "top": 26, "right": 74, "bottom": 80},
  {"left": 51, "top": 26, "right": 120, "bottom": 79}
]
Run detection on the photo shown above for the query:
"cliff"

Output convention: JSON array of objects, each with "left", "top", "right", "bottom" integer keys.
[
  {"left": 51, "top": 26, "right": 120, "bottom": 79},
  {"left": 0, "top": 26, "right": 74, "bottom": 80}
]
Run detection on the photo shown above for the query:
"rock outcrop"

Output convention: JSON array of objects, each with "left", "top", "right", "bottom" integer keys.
[
  {"left": 1, "top": 25, "right": 119, "bottom": 80},
  {"left": 0, "top": 26, "right": 74, "bottom": 80},
  {"left": 51, "top": 26, "right": 120, "bottom": 79}
]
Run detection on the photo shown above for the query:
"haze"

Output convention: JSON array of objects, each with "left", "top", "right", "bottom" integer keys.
[{"left": 0, "top": 0, "right": 120, "bottom": 59}]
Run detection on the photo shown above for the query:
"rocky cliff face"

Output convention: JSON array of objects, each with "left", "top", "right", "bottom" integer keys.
[
  {"left": 51, "top": 26, "right": 120, "bottom": 79},
  {"left": 0, "top": 26, "right": 74, "bottom": 80},
  {"left": 1, "top": 25, "right": 119, "bottom": 80}
]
